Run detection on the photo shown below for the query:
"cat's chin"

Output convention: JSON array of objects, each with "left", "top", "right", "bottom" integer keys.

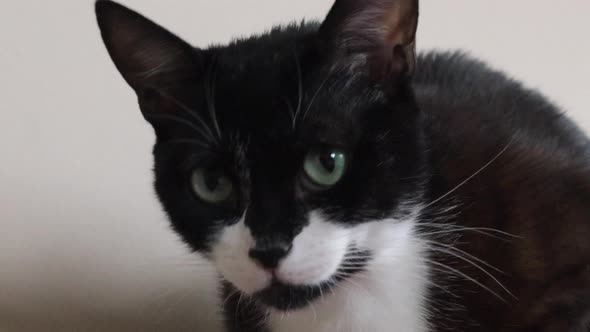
[{"left": 251, "top": 278, "right": 335, "bottom": 311}]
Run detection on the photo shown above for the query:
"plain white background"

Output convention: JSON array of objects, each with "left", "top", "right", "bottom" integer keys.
[{"left": 1, "top": 1, "right": 589, "bottom": 331}]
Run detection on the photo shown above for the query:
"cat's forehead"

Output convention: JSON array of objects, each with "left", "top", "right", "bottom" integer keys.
[
  {"left": 211, "top": 42, "right": 311, "bottom": 95},
  {"left": 209, "top": 56, "right": 300, "bottom": 141},
  {"left": 201, "top": 41, "right": 357, "bottom": 146}
]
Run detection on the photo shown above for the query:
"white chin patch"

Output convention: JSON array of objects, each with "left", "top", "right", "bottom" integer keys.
[
  {"left": 211, "top": 220, "right": 271, "bottom": 294},
  {"left": 275, "top": 211, "right": 349, "bottom": 285}
]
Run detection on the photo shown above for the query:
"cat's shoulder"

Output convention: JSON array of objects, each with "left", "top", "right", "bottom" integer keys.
[
  {"left": 414, "top": 51, "right": 590, "bottom": 158},
  {"left": 414, "top": 51, "right": 509, "bottom": 88},
  {"left": 413, "top": 50, "right": 543, "bottom": 107}
]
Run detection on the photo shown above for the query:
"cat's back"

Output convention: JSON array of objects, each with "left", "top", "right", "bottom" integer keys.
[
  {"left": 413, "top": 50, "right": 590, "bottom": 243},
  {"left": 413, "top": 51, "right": 590, "bottom": 190},
  {"left": 414, "top": 51, "right": 590, "bottom": 159},
  {"left": 414, "top": 52, "right": 590, "bottom": 331}
]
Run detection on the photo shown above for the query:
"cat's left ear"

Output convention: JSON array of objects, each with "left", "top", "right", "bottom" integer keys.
[
  {"left": 95, "top": 0, "right": 201, "bottom": 93},
  {"left": 319, "top": 0, "right": 419, "bottom": 81}
]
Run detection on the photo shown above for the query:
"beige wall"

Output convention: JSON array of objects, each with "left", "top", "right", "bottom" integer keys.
[{"left": 0, "top": 1, "right": 588, "bottom": 331}]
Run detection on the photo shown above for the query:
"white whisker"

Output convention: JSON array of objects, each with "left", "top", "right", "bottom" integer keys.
[
  {"left": 301, "top": 73, "right": 330, "bottom": 124},
  {"left": 426, "top": 259, "right": 507, "bottom": 302},
  {"left": 151, "top": 89, "right": 217, "bottom": 142},
  {"left": 292, "top": 50, "right": 304, "bottom": 130},
  {"left": 205, "top": 58, "right": 222, "bottom": 139},
  {"left": 422, "top": 137, "right": 514, "bottom": 211},
  {"left": 425, "top": 243, "right": 516, "bottom": 299}
]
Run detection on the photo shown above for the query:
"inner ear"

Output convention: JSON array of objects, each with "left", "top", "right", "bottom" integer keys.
[
  {"left": 95, "top": 0, "right": 201, "bottom": 92},
  {"left": 319, "top": 0, "right": 419, "bottom": 79}
]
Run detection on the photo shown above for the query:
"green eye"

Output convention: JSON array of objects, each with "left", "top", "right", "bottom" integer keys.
[
  {"left": 190, "top": 168, "right": 234, "bottom": 203},
  {"left": 303, "top": 149, "right": 347, "bottom": 187}
]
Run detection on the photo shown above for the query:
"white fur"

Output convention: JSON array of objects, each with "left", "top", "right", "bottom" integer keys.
[
  {"left": 276, "top": 214, "right": 350, "bottom": 286},
  {"left": 211, "top": 219, "right": 272, "bottom": 294},
  {"left": 269, "top": 212, "right": 430, "bottom": 332},
  {"left": 211, "top": 209, "right": 430, "bottom": 332}
]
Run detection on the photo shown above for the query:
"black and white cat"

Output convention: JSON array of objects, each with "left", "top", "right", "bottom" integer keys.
[{"left": 95, "top": 0, "right": 590, "bottom": 331}]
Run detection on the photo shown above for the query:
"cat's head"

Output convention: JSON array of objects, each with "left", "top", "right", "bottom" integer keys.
[{"left": 96, "top": 0, "right": 425, "bottom": 311}]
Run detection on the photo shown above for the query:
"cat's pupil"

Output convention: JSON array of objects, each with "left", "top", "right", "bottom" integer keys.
[
  {"left": 320, "top": 153, "right": 337, "bottom": 172},
  {"left": 204, "top": 172, "right": 220, "bottom": 191}
]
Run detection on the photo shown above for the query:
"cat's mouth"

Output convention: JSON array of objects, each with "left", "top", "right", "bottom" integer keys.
[{"left": 251, "top": 248, "right": 372, "bottom": 311}]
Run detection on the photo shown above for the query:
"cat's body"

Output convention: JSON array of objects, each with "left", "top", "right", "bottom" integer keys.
[
  {"left": 220, "top": 51, "right": 590, "bottom": 332},
  {"left": 96, "top": 0, "right": 590, "bottom": 331},
  {"left": 417, "top": 52, "right": 590, "bottom": 332}
]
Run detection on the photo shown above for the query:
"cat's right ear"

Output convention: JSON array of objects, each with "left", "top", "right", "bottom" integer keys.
[
  {"left": 319, "top": 0, "right": 419, "bottom": 82},
  {"left": 95, "top": 0, "right": 201, "bottom": 94}
]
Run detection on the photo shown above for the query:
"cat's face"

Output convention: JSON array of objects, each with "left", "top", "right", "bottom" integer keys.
[{"left": 96, "top": 0, "right": 423, "bottom": 310}]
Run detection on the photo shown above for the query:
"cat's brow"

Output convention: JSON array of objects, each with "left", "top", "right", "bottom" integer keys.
[
  {"left": 306, "top": 136, "right": 353, "bottom": 148},
  {"left": 301, "top": 119, "right": 357, "bottom": 148}
]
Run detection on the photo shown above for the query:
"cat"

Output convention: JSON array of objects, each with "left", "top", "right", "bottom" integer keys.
[{"left": 95, "top": 0, "right": 590, "bottom": 331}]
